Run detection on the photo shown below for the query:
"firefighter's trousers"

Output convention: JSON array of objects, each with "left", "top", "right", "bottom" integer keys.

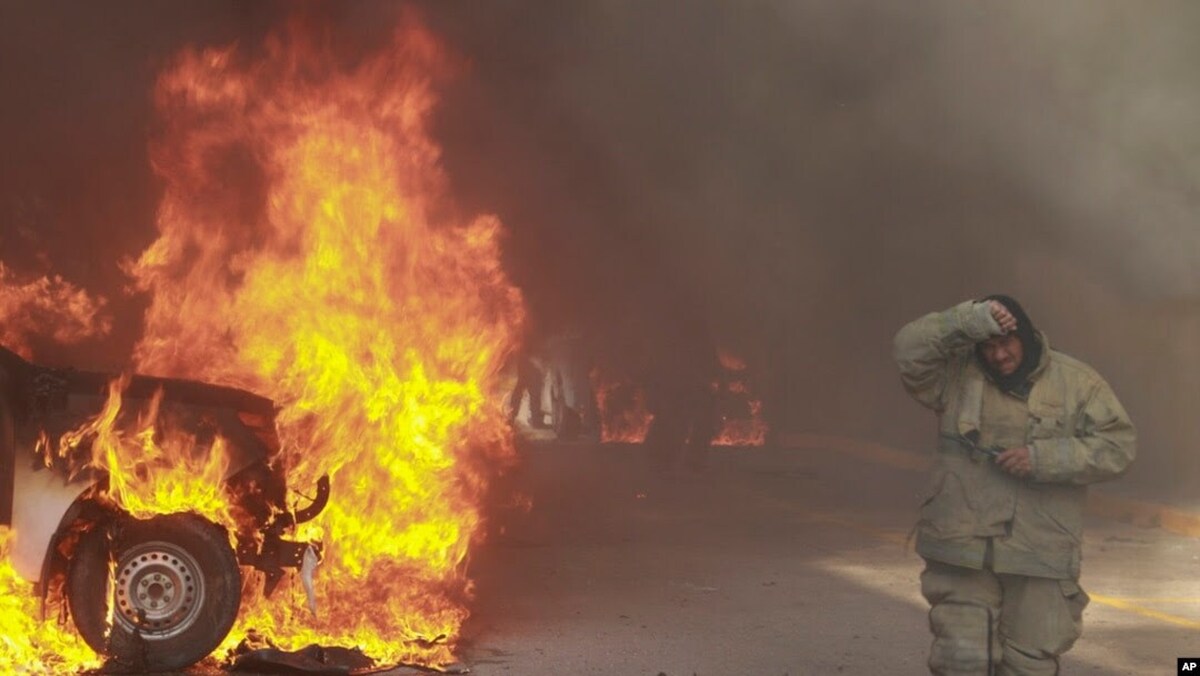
[{"left": 921, "top": 558, "right": 1089, "bottom": 675}]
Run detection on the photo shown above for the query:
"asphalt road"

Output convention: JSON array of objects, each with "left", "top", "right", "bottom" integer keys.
[
  {"left": 459, "top": 438, "right": 1200, "bottom": 675},
  {"left": 83, "top": 435, "right": 1199, "bottom": 675}
]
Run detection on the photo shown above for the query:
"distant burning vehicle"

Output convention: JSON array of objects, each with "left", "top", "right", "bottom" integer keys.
[
  {"left": 0, "top": 345, "right": 328, "bottom": 671},
  {"left": 591, "top": 348, "right": 768, "bottom": 447}
]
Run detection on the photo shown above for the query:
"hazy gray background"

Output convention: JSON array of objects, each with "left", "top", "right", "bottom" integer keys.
[{"left": 2, "top": 0, "right": 1198, "bottom": 496}]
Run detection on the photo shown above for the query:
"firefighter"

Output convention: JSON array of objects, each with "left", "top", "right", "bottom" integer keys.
[{"left": 893, "top": 296, "right": 1135, "bottom": 675}]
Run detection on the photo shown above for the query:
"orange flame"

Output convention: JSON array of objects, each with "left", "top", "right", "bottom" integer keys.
[
  {"left": 591, "top": 369, "right": 654, "bottom": 443},
  {"left": 116, "top": 16, "right": 521, "bottom": 668},
  {"left": 711, "top": 350, "right": 767, "bottom": 447},
  {"left": 592, "top": 349, "right": 768, "bottom": 447},
  {"left": 0, "top": 262, "right": 111, "bottom": 359},
  {"left": 711, "top": 397, "right": 767, "bottom": 446}
]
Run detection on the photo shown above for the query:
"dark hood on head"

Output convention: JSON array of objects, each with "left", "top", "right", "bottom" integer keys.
[{"left": 975, "top": 294, "right": 1043, "bottom": 395}]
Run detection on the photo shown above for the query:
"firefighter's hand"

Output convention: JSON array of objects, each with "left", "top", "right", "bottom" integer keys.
[
  {"left": 988, "top": 300, "right": 1018, "bottom": 334},
  {"left": 996, "top": 446, "right": 1033, "bottom": 478}
]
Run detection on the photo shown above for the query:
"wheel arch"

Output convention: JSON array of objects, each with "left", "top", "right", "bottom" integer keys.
[{"left": 11, "top": 459, "right": 97, "bottom": 583}]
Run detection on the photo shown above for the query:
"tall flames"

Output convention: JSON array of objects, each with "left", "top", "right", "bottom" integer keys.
[
  {"left": 122, "top": 19, "right": 524, "bottom": 667},
  {"left": 0, "top": 10, "right": 764, "bottom": 673},
  {"left": 0, "top": 15, "right": 522, "bottom": 671}
]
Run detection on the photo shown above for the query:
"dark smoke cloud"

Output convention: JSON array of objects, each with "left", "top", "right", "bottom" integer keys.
[
  {"left": 2, "top": 1, "right": 1198, "bottom": 493},
  {"left": 420, "top": 0, "right": 1200, "bottom": 494}
]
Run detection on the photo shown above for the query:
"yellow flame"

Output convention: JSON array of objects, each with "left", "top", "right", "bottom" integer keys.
[
  {"left": 0, "top": 15, "right": 520, "bottom": 670},
  {"left": 0, "top": 528, "right": 101, "bottom": 674},
  {"left": 54, "top": 377, "right": 235, "bottom": 526},
  {"left": 123, "top": 16, "right": 521, "bottom": 667}
]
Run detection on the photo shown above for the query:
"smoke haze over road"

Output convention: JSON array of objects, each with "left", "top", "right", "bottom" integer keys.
[{"left": 3, "top": 0, "right": 1199, "bottom": 493}]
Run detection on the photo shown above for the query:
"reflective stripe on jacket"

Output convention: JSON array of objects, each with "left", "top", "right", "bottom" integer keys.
[{"left": 893, "top": 300, "right": 1136, "bottom": 579}]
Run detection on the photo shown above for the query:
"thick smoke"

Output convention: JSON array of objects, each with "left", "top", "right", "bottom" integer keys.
[
  {"left": 420, "top": 0, "right": 1200, "bottom": 494},
  {"left": 2, "top": 1, "right": 1199, "bottom": 492}
]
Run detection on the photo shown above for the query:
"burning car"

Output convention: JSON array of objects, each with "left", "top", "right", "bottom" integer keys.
[
  {"left": 0, "top": 344, "right": 328, "bottom": 671},
  {"left": 591, "top": 348, "right": 768, "bottom": 447}
]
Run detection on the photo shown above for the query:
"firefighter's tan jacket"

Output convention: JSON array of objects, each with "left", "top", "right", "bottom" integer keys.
[{"left": 894, "top": 300, "right": 1135, "bottom": 579}]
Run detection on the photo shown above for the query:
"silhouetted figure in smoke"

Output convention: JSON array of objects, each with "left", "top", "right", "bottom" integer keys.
[
  {"left": 543, "top": 325, "right": 597, "bottom": 439},
  {"left": 642, "top": 293, "right": 718, "bottom": 474},
  {"left": 507, "top": 322, "right": 548, "bottom": 429}
]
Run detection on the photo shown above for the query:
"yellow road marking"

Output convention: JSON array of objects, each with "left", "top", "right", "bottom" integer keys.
[
  {"left": 765, "top": 437, "right": 1200, "bottom": 629},
  {"left": 1090, "top": 594, "right": 1200, "bottom": 630},
  {"left": 791, "top": 504, "right": 1200, "bottom": 631},
  {"left": 1092, "top": 597, "right": 1200, "bottom": 604}
]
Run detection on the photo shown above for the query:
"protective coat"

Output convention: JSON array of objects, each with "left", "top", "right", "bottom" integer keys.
[{"left": 894, "top": 300, "right": 1135, "bottom": 579}]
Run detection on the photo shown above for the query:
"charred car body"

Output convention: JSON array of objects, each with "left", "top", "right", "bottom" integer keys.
[{"left": 0, "top": 345, "right": 328, "bottom": 671}]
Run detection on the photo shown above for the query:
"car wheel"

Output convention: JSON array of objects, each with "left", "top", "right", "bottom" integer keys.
[{"left": 67, "top": 512, "right": 242, "bottom": 671}]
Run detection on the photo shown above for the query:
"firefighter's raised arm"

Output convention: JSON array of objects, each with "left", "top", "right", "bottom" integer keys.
[{"left": 892, "top": 300, "right": 1003, "bottom": 411}]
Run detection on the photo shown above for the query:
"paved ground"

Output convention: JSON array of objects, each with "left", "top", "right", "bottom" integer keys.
[
  {"left": 101, "top": 435, "right": 1200, "bottom": 675},
  {"left": 457, "top": 437, "right": 1200, "bottom": 675}
]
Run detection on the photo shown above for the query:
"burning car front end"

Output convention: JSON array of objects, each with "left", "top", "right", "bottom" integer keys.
[{"left": 0, "top": 344, "right": 328, "bottom": 671}]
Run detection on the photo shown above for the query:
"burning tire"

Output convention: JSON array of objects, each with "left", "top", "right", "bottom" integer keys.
[{"left": 67, "top": 512, "right": 242, "bottom": 671}]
